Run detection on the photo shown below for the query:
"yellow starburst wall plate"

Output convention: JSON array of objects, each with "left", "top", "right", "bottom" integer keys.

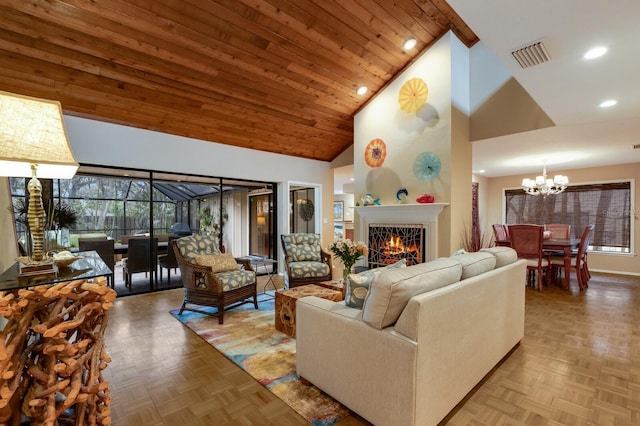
[{"left": 398, "top": 78, "right": 428, "bottom": 113}]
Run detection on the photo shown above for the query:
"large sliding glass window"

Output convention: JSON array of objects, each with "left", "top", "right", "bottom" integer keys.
[
  {"left": 505, "top": 181, "right": 633, "bottom": 253},
  {"left": 10, "top": 165, "right": 277, "bottom": 296}
]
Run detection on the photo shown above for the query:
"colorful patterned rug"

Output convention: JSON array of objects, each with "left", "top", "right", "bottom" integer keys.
[{"left": 169, "top": 294, "right": 350, "bottom": 425}]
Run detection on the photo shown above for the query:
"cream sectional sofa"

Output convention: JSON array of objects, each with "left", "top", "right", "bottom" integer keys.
[{"left": 296, "top": 247, "right": 526, "bottom": 426}]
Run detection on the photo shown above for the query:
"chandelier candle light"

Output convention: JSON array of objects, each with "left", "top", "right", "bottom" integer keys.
[{"left": 521, "top": 163, "right": 569, "bottom": 197}]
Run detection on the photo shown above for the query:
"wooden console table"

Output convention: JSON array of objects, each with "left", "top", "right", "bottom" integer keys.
[{"left": 0, "top": 251, "right": 115, "bottom": 425}]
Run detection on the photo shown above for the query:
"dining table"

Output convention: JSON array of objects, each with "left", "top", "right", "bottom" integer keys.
[{"left": 543, "top": 237, "right": 580, "bottom": 291}]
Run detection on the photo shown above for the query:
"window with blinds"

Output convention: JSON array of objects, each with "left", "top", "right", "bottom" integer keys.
[{"left": 505, "top": 181, "right": 632, "bottom": 253}]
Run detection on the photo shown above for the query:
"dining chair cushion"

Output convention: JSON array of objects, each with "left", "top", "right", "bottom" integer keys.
[
  {"left": 281, "top": 233, "right": 322, "bottom": 262},
  {"left": 524, "top": 258, "right": 549, "bottom": 268},
  {"left": 176, "top": 234, "right": 221, "bottom": 263},
  {"left": 550, "top": 255, "right": 577, "bottom": 267},
  {"left": 288, "top": 261, "right": 330, "bottom": 278},
  {"left": 480, "top": 247, "right": 518, "bottom": 268},
  {"left": 194, "top": 253, "right": 238, "bottom": 273},
  {"left": 345, "top": 259, "right": 406, "bottom": 309},
  {"left": 453, "top": 251, "right": 496, "bottom": 279}
]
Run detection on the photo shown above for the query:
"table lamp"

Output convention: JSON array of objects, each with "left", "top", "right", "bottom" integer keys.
[{"left": 0, "top": 91, "right": 78, "bottom": 278}]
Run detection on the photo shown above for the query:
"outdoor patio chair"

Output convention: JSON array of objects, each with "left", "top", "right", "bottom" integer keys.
[
  {"left": 280, "top": 233, "right": 332, "bottom": 288},
  {"left": 173, "top": 235, "right": 258, "bottom": 324},
  {"left": 158, "top": 236, "right": 179, "bottom": 285},
  {"left": 122, "top": 238, "right": 158, "bottom": 290},
  {"left": 79, "top": 238, "right": 115, "bottom": 288}
]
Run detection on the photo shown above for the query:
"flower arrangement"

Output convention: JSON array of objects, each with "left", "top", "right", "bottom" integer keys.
[{"left": 328, "top": 238, "right": 368, "bottom": 278}]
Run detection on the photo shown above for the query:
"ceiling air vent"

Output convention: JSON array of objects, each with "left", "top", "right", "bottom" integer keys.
[
  {"left": 633, "top": 144, "right": 640, "bottom": 149},
  {"left": 511, "top": 40, "right": 550, "bottom": 69}
]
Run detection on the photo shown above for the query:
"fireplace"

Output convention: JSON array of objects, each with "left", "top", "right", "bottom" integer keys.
[
  {"left": 368, "top": 224, "right": 424, "bottom": 267},
  {"left": 355, "top": 203, "right": 447, "bottom": 267}
]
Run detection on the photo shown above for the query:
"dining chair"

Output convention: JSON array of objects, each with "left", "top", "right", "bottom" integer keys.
[
  {"left": 508, "top": 224, "right": 549, "bottom": 291},
  {"left": 158, "top": 236, "right": 179, "bottom": 285},
  {"left": 492, "top": 224, "right": 510, "bottom": 246},
  {"left": 79, "top": 238, "right": 116, "bottom": 288},
  {"left": 544, "top": 223, "right": 571, "bottom": 239},
  {"left": 122, "top": 238, "right": 158, "bottom": 290},
  {"left": 550, "top": 224, "right": 594, "bottom": 290}
]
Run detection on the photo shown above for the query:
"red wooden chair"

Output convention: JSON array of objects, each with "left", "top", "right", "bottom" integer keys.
[
  {"left": 508, "top": 224, "right": 549, "bottom": 291},
  {"left": 492, "top": 224, "right": 510, "bottom": 247},
  {"left": 550, "top": 224, "right": 595, "bottom": 290}
]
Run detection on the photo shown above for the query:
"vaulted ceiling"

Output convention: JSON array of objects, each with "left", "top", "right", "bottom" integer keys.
[{"left": 0, "top": 0, "right": 477, "bottom": 162}]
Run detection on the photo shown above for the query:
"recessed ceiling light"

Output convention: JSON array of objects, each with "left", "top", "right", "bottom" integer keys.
[
  {"left": 356, "top": 86, "right": 368, "bottom": 96},
  {"left": 584, "top": 46, "right": 607, "bottom": 59},
  {"left": 349, "top": 178, "right": 355, "bottom": 181},
  {"left": 478, "top": 170, "right": 485, "bottom": 174},
  {"left": 403, "top": 38, "right": 417, "bottom": 51},
  {"left": 599, "top": 99, "right": 617, "bottom": 108}
]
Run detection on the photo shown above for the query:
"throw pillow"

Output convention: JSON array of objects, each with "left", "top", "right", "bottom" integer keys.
[
  {"left": 194, "top": 253, "right": 238, "bottom": 273},
  {"left": 345, "top": 259, "right": 407, "bottom": 309}
]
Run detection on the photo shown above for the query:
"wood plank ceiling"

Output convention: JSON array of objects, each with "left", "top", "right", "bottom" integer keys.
[{"left": 0, "top": 0, "right": 477, "bottom": 162}]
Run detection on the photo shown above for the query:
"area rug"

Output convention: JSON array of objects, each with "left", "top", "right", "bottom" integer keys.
[{"left": 169, "top": 294, "right": 350, "bottom": 425}]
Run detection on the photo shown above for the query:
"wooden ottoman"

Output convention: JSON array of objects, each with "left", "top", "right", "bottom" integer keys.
[{"left": 275, "top": 284, "right": 342, "bottom": 338}]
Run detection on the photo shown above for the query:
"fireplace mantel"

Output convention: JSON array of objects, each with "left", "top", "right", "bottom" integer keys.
[{"left": 355, "top": 203, "right": 448, "bottom": 263}]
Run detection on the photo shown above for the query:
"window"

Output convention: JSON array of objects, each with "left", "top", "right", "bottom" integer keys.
[{"left": 505, "top": 181, "right": 632, "bottom": 253}]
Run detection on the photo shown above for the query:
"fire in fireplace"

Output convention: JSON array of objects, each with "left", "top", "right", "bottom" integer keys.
[{"left": 368, "top": 224, "right": 424, "bottom": 268}]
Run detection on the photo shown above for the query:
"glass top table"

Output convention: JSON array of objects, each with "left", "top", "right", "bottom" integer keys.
[{"left": 0, "top": 250, "right": 112, "bottom": 292}]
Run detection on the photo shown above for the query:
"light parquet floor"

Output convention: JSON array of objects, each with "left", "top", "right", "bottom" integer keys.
[{"left": 104, "top": 272, "right": 640, "bottom": 425}]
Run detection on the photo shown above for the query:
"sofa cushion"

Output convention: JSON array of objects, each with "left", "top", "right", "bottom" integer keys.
[
  {"left": 453, "top": 251, "right": 497, "bottom": 279},
  {"left": 282, "top": 233, "right": 322, "bottom": 262},
  {"left": 194, "top": 253, "right": 238, "bottom": 273},
  {"left": 480, "top": 247, "right": 518, "bottom": 268},
  {"left": 345, "top": 259, "right": 406, "bottom": 309},
  {"left": 176, "top": 234, "right": 221, "bottom": 263},
  {"left": 362, "top": 258, "right": 462, "bottom": 329}
]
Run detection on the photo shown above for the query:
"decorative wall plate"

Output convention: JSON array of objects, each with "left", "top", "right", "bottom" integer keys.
[
  {"left": 364, "top": 138, "right": 387, "bottom": 168},
  {"left": 398, "top": 78, "right": 428, "bottom": 113},
  {"left": 413, "top": 152, "right": 441, "bottom": 181}
]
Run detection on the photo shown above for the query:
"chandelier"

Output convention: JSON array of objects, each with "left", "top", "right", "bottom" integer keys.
[{"left": 521, "top": 163, "right": 568, "bottom": 196}]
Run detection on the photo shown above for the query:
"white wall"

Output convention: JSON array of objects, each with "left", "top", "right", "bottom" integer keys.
[{"left": 64, "top": 116, "right": 335, "bottom": 272}]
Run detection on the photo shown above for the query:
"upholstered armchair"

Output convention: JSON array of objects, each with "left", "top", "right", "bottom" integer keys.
[
  {"left": 280, "top": 233, "right": 332, "bottom": 288},
  {"left": 173, "top": 234, "right": 258, "bottom": 324}
]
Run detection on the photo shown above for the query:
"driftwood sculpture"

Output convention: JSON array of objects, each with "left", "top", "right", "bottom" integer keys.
[{"left": 0, "top": 276, "right": 115, "bottom": 425}]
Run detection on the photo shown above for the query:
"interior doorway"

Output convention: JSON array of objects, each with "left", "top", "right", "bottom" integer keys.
[
  {"left": 290, "top": 187, "right": 316, "bottom": 233},
  {"left": 249, "top": 192, "right": 275, "bottom": 258}
]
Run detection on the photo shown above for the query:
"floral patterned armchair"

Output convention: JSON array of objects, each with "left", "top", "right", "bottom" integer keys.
[
  {"left": 173, "top": 234, "right": 257, "bottom": 324},
  {"left": 280, "top": 233, "right": 332, "bottom": 288}
]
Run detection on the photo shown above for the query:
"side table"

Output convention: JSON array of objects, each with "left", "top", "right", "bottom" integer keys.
[{"left": 274, "top": 284, "right": 342, "bottom": 338}]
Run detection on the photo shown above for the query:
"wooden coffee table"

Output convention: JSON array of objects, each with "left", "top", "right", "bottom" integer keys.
[
  {"left": 316, "top": 280, "right": 346, "bottom": 299},
  {"left": 274, "top": 284, "right": 343, "bottom": 338}
]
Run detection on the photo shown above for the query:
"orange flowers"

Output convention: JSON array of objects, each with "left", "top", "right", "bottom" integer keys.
[{"left": 364, "top": 138, "right": 387, "bottom": 168}]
